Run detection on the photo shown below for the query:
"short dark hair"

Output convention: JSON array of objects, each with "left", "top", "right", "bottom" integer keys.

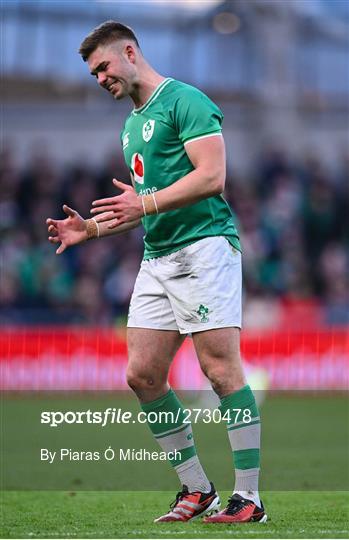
[{"left": 79, "top": 20, "right": 140, "bottom": 61}]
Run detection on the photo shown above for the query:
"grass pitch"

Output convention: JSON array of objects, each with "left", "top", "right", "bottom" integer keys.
[
  {"left": 2, "top": 490, "right": 349, "bottom": 538},
  {"left": 2, "top": 392, "right": 348, "bottom": 491},
  {"left": 1, "top": 393, "right": 348, "bottom": 538}
]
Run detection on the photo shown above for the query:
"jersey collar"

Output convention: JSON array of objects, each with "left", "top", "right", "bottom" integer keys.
[{"left": 132, "top": 78, "right": 174, "bottom": 115}]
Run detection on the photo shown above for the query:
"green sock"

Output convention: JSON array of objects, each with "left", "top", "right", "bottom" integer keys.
[
  {"left": 141, "top": 389, "right": 211, "bottom": 492},
  {"left": 220, "top": 384, "right": 261, "bottom": 494}
]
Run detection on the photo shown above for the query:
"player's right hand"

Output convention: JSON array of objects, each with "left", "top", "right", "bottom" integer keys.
[{"left": 46, "top": 205, "right": 87, "bottom": 254}]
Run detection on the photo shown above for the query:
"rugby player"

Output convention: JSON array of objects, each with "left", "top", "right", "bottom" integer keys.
[{"left": 46, "top": 21, "right": 266, "bottom": 524}]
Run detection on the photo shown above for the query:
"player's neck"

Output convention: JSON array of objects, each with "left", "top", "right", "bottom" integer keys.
[{"left": 130, "top": 66, "right": 166, "bottom": 109}]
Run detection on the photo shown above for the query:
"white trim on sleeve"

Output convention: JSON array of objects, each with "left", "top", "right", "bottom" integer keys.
[{"left": 183, "top": 132, "right": 222, "bottom": 146}]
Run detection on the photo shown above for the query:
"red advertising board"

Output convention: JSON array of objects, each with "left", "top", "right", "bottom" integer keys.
[{"left": 0, "top": 327, "right": 348, "bottom": 390}]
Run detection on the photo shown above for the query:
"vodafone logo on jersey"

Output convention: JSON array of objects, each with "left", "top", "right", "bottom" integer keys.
[{"left": 131, "top": 153, "right": 144, "bottom": 184}]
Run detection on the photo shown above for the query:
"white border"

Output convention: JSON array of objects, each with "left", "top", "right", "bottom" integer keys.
[{"left": 184, "top": 132, "right": 222, "bottom": 146}]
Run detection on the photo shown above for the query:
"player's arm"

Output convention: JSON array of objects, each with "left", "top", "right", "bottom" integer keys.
[
  {"left": 46, "top": 204, "right": 140, "bottom": 255},
  {"left": 89, "top": 135, "right": 225, "bottom": 224},
  {"left": 155, "top": 134, "right": 225, "bottom": 211}
]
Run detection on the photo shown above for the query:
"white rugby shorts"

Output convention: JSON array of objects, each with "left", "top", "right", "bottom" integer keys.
[{"left": 127, "top": 236, "right": 242, "bottom": 334}]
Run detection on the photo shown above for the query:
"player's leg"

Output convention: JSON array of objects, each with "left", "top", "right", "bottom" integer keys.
[
  {"left": 127, "top": 261, "right": 219, "bottom": 521},
  {"left": 192, "top": 327, "right": 245, "bottom": 395},
  {"left": 126, "top": 327, "right": 182, "bottom": 402},
  {"left": 192, "top": 327, "right": 266, "bottom": 523},
  {"left": 162, "top": 237, "right": 266, "bottom": 522},
  {"left": 126, "top": 327, "right": 219, "bottom": 521}
]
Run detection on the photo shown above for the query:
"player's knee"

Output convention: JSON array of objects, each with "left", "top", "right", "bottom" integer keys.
[
  {"left": 201, "top": 362, "right": 244, "bottom": 395},
  {"left": 126, "top": 367, "right": 163, "bottom": 393},
  {"left": 203, "top": 364, "right": 226, "bottom": 392},
  {"left": 126, "top": 368, "right": 144, "bottom": 391}
]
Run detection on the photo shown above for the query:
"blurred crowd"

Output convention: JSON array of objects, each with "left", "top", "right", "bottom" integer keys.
[{"left": 1, "top": 145, "right": 348, "bottom": 327}]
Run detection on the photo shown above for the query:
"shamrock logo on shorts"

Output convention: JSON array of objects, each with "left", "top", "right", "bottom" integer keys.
[{"left": 197, "top": 304, "right": 209, "bottom": 323}]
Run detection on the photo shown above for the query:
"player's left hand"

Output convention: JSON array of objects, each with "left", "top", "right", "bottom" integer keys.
[{"left": 90, "top": 179, "right": 143, "bottom": 225}]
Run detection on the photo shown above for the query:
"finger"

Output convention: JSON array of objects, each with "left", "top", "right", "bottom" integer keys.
[
  {"left": 46, "top": 218, "right": 58, "bottom": 226},
  {"left": 114, "top": 216, "right": 126, "bottom": 225},
  {"left": 91, "top": 197, "right": 116, "bottom": 207},
  {"left": 112, "top": 179, "right": 133, "bottom": 192},
  {"left": 90, "top": 205, "right": 119, "bottom": 214},
  {"left": 107, "top": 210, "right": 124, "bottom": 220},
  {"left": 63, "top": 205, "right": 77, "bottom": 218},
  {"left": 93, "top": 211, "right": 117, "bottom": 223},
  {"left": 49, "top": 236, "right": 60, "bottom": 244},
  {"left": 48, "top": 224, "right": 58, "bottom": 236},
  {"left": 107, "top": 220, "right": 120, "bottom": 230},
  {"left": 56, "top": 243, "right": 66, "bottom": 255}
]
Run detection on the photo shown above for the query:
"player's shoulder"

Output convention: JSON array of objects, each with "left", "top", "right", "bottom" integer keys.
[
  {"left": 166, "top": 79, "right": 215, "bottom": 105},
  {"left": 168, "top": 79, "right": 205, "bottom": 95},
  {"left": 157, "top": 80, "right": 222, "bottom": 128}
]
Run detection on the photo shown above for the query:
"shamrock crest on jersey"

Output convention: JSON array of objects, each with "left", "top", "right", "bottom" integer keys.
[
  {"left": 142, "top": 119, "right": 155, "bottom": 142},
  {"left": 121, "top": 78, "right": 241, "bottom": 259},
  {"left": 131, "top": 153, "right": 144, "bottom": 184}
]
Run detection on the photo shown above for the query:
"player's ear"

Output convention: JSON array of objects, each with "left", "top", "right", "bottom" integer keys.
[{"left": 125, "top": 44, "right": 136, "bottom": 63}]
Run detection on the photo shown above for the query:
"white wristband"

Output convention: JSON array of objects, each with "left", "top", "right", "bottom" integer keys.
[
  {"left": 141, "top": 196, "right": 147, "bottom": 216},
  {"left": 91, "top": 217, "right": 100, "bottom": 238},
  {"left": 151, "top": 192, "right": 159, "bottom": 214}
]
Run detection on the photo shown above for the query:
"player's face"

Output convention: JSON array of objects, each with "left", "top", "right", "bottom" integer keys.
[{"left": 87, "top": 43, "right": 137, "bottom": 100}]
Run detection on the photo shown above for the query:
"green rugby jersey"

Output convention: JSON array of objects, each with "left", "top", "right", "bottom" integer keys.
[{"left": 120, "top": 78, "right": 241, "bottom": 259}]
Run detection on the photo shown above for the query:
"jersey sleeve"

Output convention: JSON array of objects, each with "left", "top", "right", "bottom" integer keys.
[{"left": 172, "top": 86, "right": 224, "bottom": 145}]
